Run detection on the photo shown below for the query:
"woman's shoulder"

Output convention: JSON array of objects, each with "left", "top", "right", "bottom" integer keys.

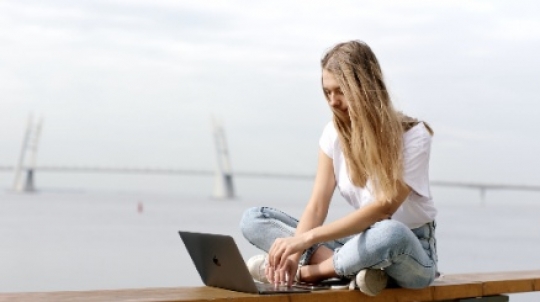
[
  {"left": 323, "top": 120, "right": 335, "bottom": 130},
  {"left": 321, "top": 121, "right": 338, "bottom": 138},
  {"left": 403, "top": 122, "right": 432, "bottom": 150},
  {"left": 319, "top": 121, "right": 339, "bottom": 157}
]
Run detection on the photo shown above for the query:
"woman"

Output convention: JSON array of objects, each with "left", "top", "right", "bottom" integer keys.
[{"left": 240, "top": 40, "right": 438, "bottom": 296}]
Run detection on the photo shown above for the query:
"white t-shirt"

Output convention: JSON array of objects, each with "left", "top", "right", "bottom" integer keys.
[{"left": 319, "top": 121, "right": 437, "bottom": 229}]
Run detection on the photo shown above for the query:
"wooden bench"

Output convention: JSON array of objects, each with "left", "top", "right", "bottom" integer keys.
[{"left": 1, "top": 270, "right": 539, "bottom": 302}]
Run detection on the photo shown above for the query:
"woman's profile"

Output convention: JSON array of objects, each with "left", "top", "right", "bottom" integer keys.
[{"left": 240, "top": 40, "right": 438, "bottom": 296}]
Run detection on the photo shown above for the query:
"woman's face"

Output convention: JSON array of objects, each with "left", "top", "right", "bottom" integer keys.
[{"left": 322, "top": 69, "right": 349, "bottom": 113}]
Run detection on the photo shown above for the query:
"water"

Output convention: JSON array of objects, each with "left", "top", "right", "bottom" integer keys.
[{"left": 0, "top": 177, "right": 539, "bottom": 301}]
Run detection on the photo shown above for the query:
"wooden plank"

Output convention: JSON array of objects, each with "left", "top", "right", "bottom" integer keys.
[
  {"left": 0, "top": 286, "right": 431, "bottom": 302},
  {"left": 0, "top": 287, "right": 257, "bottom": 302},
  {"left": 444, "top": 270, "right": 540, "bottom": 296},
  {"left": 2, "top": 270, "right": 540, "bottom": 302},
  {"left": 483, "top": 279, "right": 534, "bottom": 295},
  {"left": 377, "top": 287, "right": 433, "bottom": 302},
  {"left": 287, "top": 287, "right": 432, "bottom": 302},
  {"left": 444, "top": 270, "right": 540, "bottom": 283},
  {"left": 430, "top": 277, "right": 483, "bottom": 301},
  {"left": 290, "top": 290, "right": 368, "bottom": 302}
]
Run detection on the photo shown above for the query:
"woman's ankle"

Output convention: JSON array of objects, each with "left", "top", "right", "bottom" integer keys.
[
  {"left": 299, "top": 262, "right": 338, "bottom": 283},
  {"left": 299, "top": 265, "right": 319, "bottom": 283},
  {"left": 308, "top": 246, "right": 334, "bottom": 265}
]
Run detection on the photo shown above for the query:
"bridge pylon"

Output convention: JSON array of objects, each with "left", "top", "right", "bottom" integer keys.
[
  {"left": 12, "top": 115, "right": 43, "bottom": 193},
  {"left": 211, "top": 116, "right": 235, "bottom": 199}
]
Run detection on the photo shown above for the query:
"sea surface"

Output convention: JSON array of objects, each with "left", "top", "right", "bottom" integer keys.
[{"left": 1, "top": 174, "right": 539, "bottom": 301}]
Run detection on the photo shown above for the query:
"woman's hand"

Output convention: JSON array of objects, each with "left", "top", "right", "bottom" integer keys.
[
  {"left": 265, "top": 257, "right": 298, "bottom": 286},
  {"left": 266, "top": 235, "right": 311, "bottom": 286}
]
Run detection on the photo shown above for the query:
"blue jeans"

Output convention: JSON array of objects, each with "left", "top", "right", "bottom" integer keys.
[{"left": 240, "top": 206, "right": 438, "bottom": 289}]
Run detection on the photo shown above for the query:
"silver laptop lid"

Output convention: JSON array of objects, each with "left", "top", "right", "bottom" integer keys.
[{"left": 179, "top": 231, "right": 259, "bottom": 293}]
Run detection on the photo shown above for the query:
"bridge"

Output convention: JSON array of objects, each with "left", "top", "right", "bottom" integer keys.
[
  {"left": 5, "top": 115, "right": 540, "bottom": 199},
  {"left": 2, "top": 164, "right": 540, "bottom": 194}
]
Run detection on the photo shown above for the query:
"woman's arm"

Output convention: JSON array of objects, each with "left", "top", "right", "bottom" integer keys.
[
  {"left": 304, "top": 181, "right": 411, "bottom": 247},
  {"left": 289, "top": 149, "right": 336, "bottom": 262},
  {"left": 266, "top": 149, "right": 336, "bottom": 284}
]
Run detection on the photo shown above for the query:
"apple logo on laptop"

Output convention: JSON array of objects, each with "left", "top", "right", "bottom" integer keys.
[{"left": 212, "top": 255, "right": 221, "bottom": 267}]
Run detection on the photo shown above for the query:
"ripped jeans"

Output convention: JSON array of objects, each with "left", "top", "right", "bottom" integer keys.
[{"left": 240, "top": 206, "right": 438, "bottom": 289}]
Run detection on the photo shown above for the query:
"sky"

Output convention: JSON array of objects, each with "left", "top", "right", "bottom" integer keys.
[{"left": 1, "top": 0, "right": 540, "bottom": 190}]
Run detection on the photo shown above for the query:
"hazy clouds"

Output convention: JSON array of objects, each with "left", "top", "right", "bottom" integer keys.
[{"left": 1, "top": 0, "right": 539, "bottom": 187}]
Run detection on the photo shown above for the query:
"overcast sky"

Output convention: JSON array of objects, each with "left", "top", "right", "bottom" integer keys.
[{"left": 1, "top": 0, "right": 540, "bottom": 187}]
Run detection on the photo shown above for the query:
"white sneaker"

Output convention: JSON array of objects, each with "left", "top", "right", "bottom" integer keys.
[
  {"left": 355, "top": 269, "right": 388, "bottom": 296},
  {"left": 246, "top": 254, "right": 269, "bottom": 283}
]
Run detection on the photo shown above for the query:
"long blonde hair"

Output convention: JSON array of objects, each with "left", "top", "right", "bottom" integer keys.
[{"left": 321, "top": 40, "right": 431, "bottom": 202}]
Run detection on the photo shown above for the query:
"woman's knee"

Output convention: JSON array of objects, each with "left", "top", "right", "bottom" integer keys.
[
  {"left": 373, "top": 219, "right": 408, "bottom": 232},
  {"left": 369, "top": 220, "right": 412, "bottom": 249},
  {"left": 239, "top": 207, "right": 264, "bottom": 238}
]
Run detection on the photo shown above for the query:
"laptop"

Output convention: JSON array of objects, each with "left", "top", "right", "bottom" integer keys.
[{"left": 179, "top": 231, "right": 327, "bottom": 294}]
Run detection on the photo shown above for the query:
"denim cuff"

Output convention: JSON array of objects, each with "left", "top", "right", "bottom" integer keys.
[{"left": 299, "top": 243, "right": 323, "bottom": 266}]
